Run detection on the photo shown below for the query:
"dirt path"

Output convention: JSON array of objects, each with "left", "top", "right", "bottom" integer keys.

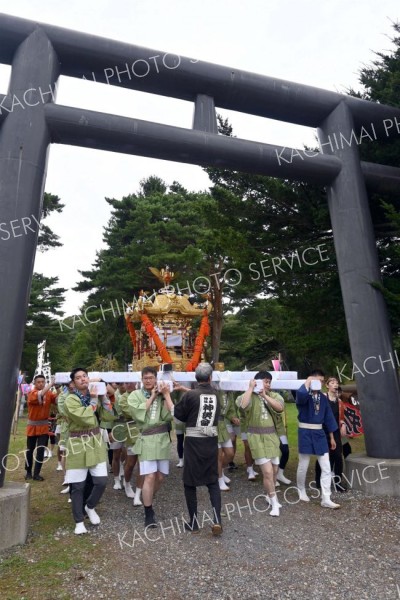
[{"left": 58, "top": 454, "right": 400, "bottom": 600}]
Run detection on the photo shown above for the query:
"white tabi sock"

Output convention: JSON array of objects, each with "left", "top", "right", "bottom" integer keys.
[
  {"left": 218, "top": 477, "right": 230, "bottom": 491},
  {"left": 277, "top": 468, "right": 291, "bottom": 484},
  {"left": 113, "top": 476, "right": 122, "bottom": 490},
  {"left": 133, "top": 487, "right": 142, "bottom": 506},
  {"left": 321, "top": 494, "right": 341, "bottom": 509},
  {"left": 223, "top": 470, "right": 231, "bottom": 484},
  {"left": 266, "top": 494, "right": 282, "bottom": 508},
  {"left": 269, "top": 494, "right": 280, "bottom": 517},
  {"left": 124, "top": 481, "right": 135, "bottom": 498},
  {"left": 247, "top": 467, "right": 256, "bottom": 480}
]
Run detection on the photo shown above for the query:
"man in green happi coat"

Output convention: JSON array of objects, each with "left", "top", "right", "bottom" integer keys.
[
  {"left": 63, "top": 367, "right": 115, "bottom": 535},
  {"left": 236, "top": 371, "right": 283, "bottom": 517},
  {"left": 117, "top": 381, "right": 143, "bottom": 505},
  {"left": 126, "top": 366, "right": 174, "bottom": 528}
]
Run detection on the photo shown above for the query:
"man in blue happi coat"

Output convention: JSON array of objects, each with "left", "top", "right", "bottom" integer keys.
[{"left": 296, "top": 369, "right": 340, "bottom": 509}]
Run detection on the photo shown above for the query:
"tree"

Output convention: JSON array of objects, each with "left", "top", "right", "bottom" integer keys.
[
  {"left": 87, "top": 354, "right": 121, "bottom": 372},
  {"left": 74, "top": 177, "right": 256, "bottom": 364},
  {"left": 21, "top": 193, "right": 67, "bottom": 376},
  {"left": 37, "top": 192, "right": 65, "bottom": 250},
  {"left": 21, "top": 273, "right": 67, "bottom": 375}
]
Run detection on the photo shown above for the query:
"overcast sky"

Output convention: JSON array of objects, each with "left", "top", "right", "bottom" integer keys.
[{"left": 0, "top": 0, "right": 398, "bottom": 315}]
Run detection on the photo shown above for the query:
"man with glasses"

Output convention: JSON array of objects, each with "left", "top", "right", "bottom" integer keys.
[
  {"left": 296, "top": 369, "right": 340, "bottom": 509},
  {"left": 126, "top": 367, "right": 174, "bottom": 528}
]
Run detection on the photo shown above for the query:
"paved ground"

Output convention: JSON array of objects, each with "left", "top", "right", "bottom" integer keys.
[{"left": 58, "top": 453, "right": 400, "bottom": 600}]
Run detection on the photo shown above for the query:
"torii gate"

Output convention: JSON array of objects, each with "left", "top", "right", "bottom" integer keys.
[{"left": 1, "top": 13, "right": 400, "bottom": 491}]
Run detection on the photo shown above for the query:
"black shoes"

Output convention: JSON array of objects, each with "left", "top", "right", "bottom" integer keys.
[
  {"left": 25, "top": 472, "right": 45, "bottom": 481},
  {"left": 228, "top": 462, "right": 238, "bottom": 471},
  {"left": 184, "top": 522, "right": 200, "bottom": 534},
  {"left": 184, "top": 517, "right": 200, "bottom": 534},
  {"left": 144, "top": 509, "right": 157, "bottom": 529}
]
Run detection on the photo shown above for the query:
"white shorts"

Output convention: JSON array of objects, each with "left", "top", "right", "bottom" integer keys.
[
  {"left": 226, "top": 424, "right": 241, "bottom": 436},
  {"left": 241, "top": 432, "right": 248, "bottom": 441},
  {"left": 126, "top": 446, "right": 138, "bottom": 456},
  {"left": 280, "top": 435, "right": 288, "bottom": 445},
  {"left": 109, "top": 441, "right": 124, "bottom": 450},
  {"left": 254, "top": 456, "right": 280, "bottom": 466},
  {"left": 59, "top": 444, "right": 67, "bottom": 452},
  {"left": 218, "top": 439, "right": 233, "bottom": 449},
  {"left": 55, "top": 424, "right": 61, "bottom": 435},
  {"left": 65, "top": 461, "right": 108, "bottom": 483},
  {"left": 139, "top": 459, "right": 169, "bottom": 475},
  {"left": 101, "top": 428, "right": 110, "bottom": 444}
]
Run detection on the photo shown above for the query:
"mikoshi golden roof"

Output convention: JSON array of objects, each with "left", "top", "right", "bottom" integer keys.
[{"left": 125, "top": 266, "right": 213, "bottom": 371}]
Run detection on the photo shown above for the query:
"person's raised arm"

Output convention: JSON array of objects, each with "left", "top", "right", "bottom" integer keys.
[
  {"left": 159, "top": 382, "right": 174, "bottom": 413},
  {"left": 239, "top": 380, "right": 257, "bottom": 409},
  {"left": 172, "top": 382, "right": 190, "bottom": 393},
  {"left": 38, "top": 377, "right": 55, "bottom": 403},
  {"left": 145, "top": 385, "right": 158, "bottom": 411},
  {"left": 260, "top": 391, "right": 284, "bottom": 413},
  {"left": 296, "top": 378, "right": 315, "bottom": 405}
]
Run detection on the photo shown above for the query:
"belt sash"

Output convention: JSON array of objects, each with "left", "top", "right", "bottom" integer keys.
[
  {"left": 69, "top": 427, "right": 100, "bottom": 438},
  {"left": 298, "top": 422, "right": 323, "bottom": 430},
  {"left": 185, "top": 426, "right": 218, "bottom": 438},
  {"left": 247, "top": 425, "right": 276, "bottom": 435},
  {"left": 141, "top": 423, "right": 169, "bottom": 436},
  {"left": 27, "top": 419, "right": 49, "bottom": 426}
]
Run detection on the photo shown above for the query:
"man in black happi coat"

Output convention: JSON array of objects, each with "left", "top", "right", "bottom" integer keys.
[{"left": 174, "top": 363, "right": 222, "bottom": 535}]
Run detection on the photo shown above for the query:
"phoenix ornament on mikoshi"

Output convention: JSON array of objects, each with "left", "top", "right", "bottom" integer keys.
[
  {"left": 125, "top": 267, "right": 212, "bottom": 372},
  {"left": 148, "top": 266, "right": 176, "bottom": 287}
]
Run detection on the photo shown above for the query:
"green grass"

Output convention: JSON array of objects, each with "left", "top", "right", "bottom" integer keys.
[{"left": 0, "top": 421, "right": 95, "bottom": 600}]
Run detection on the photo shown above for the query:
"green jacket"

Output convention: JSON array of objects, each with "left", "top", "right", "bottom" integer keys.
[
  {"left": 126, "top": 389, "right": 173, "bottom": 461},
  {"left": 225, "top": 391, "right": 241, "bottom": 423},
  {"left": 236, "top": 392, "right": 281, "bottom": 459},
  {"left": 216, "top": 391, "right": 230, "bottom": 443},
  {"left": 64, "top": 393, "right": 114, "bottom": 469},
  {"left": 116, "top": 391, "right": 140, "bottom": 446}
]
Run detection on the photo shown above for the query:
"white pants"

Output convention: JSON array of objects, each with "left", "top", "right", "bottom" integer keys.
[
  {"left": 65, "top": 461, "right": 108, "bottom": 484},
  {"left": 218, "top": 439, "right": 233, "bottom": 449},
  {"left": 255, "top": 456, "right": 280, "bottom": 466},
  {"left": 139, "top": 459, "right": 169, "bottom": 475},
  {"left": 226, "top": 424, "right": 241, "bottom": 436},
  {"left": 297, "top": 453, "right": 331, "bottom": 497},
  {"left": 109, "top": 441, "right": 124, "bottom": 450}
]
